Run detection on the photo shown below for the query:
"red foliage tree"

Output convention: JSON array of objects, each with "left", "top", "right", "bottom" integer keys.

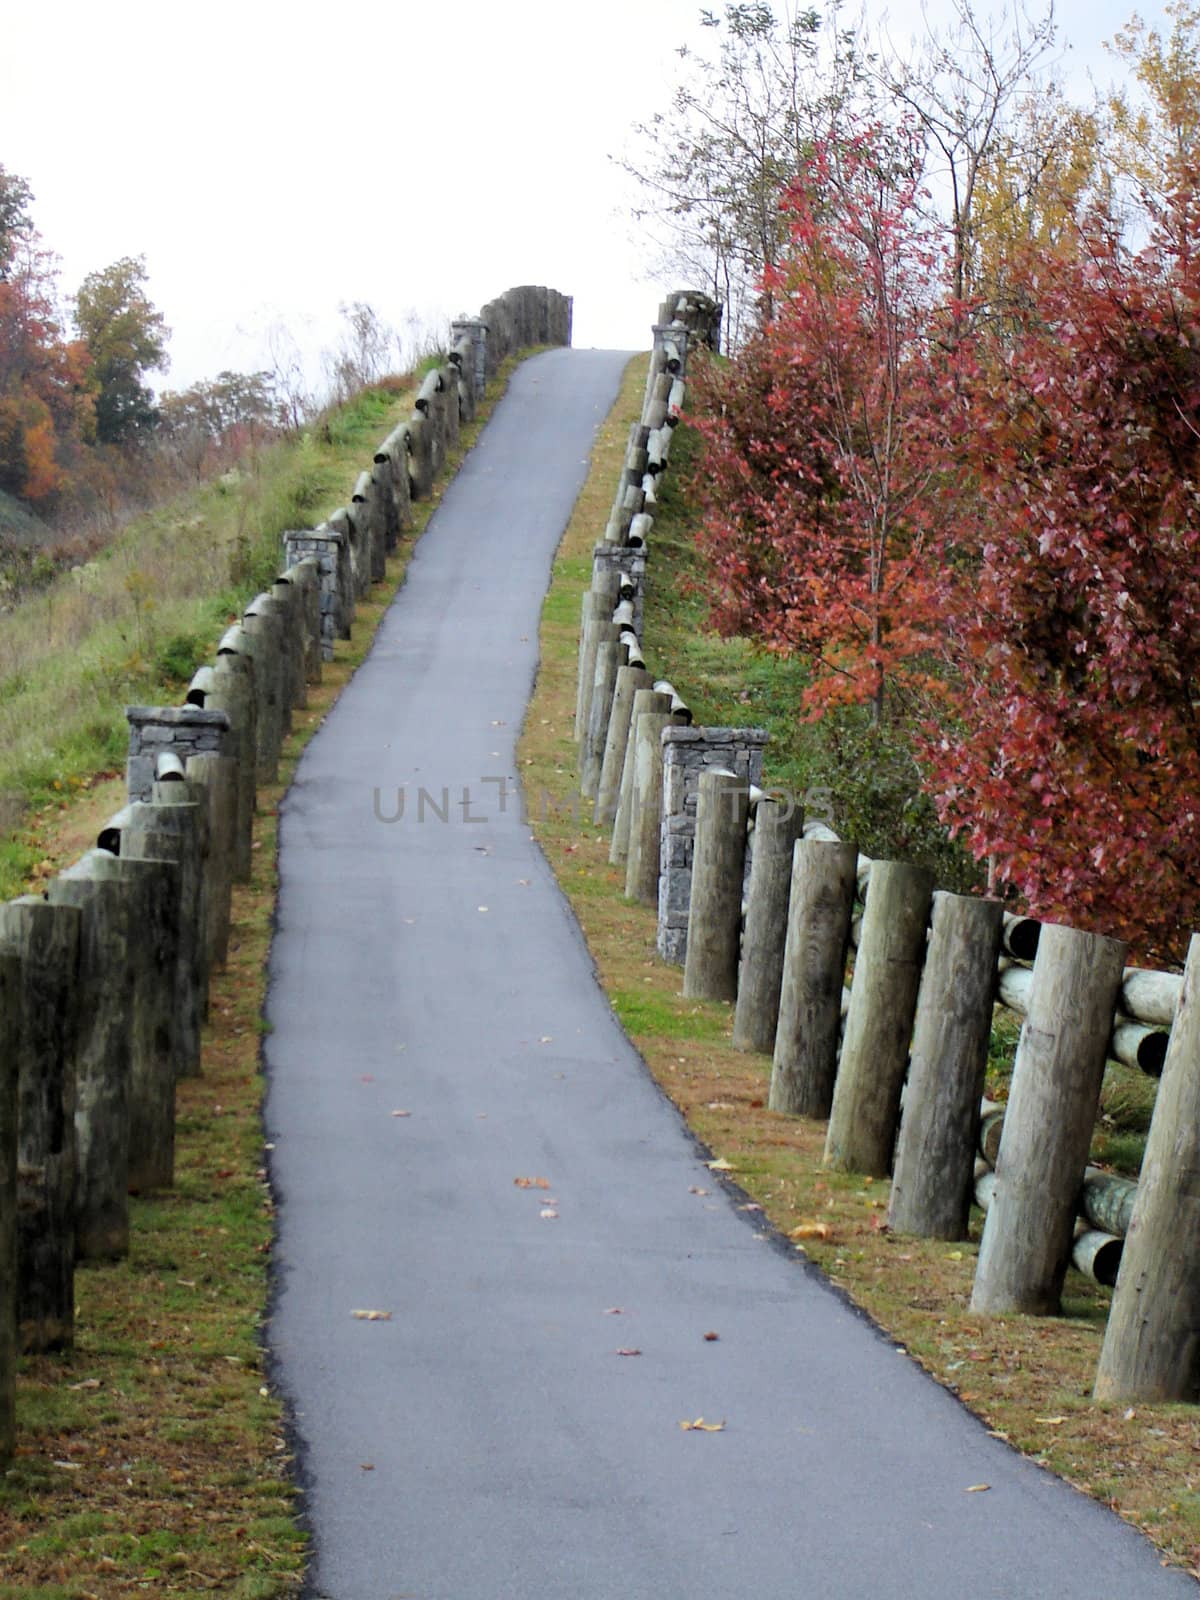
[
  {"left": 688, "top": 129, "right": 960, "bottom": 723},
  {"left": 923, "top": 219, "right": 1200, "bottom": 960}
]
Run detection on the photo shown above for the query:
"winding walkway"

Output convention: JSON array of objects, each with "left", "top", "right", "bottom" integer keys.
[{"left": 264, "top": 348, "right": 1196, "bottom": 1600}]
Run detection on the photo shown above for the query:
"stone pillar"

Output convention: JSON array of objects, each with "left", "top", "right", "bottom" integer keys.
[
  {"left": 451, "top": 316, "right": 487, "bottom": 401},
  {"left": 284, "top": 527, "right": 350, "bottom": 659},
  {"left": 657, "top": 727, "right": 767, "bottom": 965},
  {"left": 125, "top": 705, "right": 232, "bottom": 804}
]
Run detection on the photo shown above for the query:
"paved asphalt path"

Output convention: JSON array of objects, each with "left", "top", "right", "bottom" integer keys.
[{"left": 265, "top": 348, "right": 1196, "bottom": 1600}]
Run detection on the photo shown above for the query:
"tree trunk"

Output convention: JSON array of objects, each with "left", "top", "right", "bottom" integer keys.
[
  {"left": 733, "top": 798, "right": 806, "bottom": 1053},
  {"left": 888, "top": 892, "right": 1003, "bottom": 1237},
  {"left": 682, "top": 771, "right": 749, "bottom": 1003},
  {"left": 1095, "top": 931, "right": 1200, "bottom": 1401},
  {"left": 971, "top": 922, "right": 1125, "bottom": 1316},
  {"left": 769, "top": 840, "right": 857, "bottom": 1118},
  {"left": 824, "top": 861, "right": 934, "bottom": 1176},
  {"left": 0, "top": 897, "right": 81, "bottom": 1353}
]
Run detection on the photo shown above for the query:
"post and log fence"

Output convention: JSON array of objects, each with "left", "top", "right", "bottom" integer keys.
[
  {"left": 572, "top": 287, "right": 1200, "bottom": 1408},
  {"left": 0, "top": 284, "right": 573, "bottom": 1467}
]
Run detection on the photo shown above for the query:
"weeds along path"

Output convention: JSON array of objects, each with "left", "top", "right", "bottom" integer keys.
[{"left": 263, "top": 349, "right": 1195, "bottom": 1600}]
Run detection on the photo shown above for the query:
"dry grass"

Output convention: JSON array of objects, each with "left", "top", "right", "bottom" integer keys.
[{"left": 518, "top": 352, "right": 1200, "bottom": 1578}]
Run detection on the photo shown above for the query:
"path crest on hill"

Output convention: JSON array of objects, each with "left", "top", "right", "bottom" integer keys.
[{"left": 265, "top": 348, "right": 1195, "bottom": 1600}]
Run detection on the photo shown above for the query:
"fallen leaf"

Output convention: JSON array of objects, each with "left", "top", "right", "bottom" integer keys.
[
  {"left": 1034, "top": 1416, "right": 1068, "bottom": 1425},
  {"left": 615, "top": 1348, "right": 642, "bottom": 1357},
  {"left": 603, "top": 1307, "right": 625, "bottom": 1315},
  {"left": 539, "top": 1036, "right": 554, "bottom": 1044},
  {"left": 688, "top": 1186, "right": 709, "bottom": 1196},
  {"left": 360, "top": 1462, "right": 375, "bottom": 1471},
  {"left": 965, "top": 1483, "right": 990, "bottom": 1493},
  {"left": 706, "top": 1158, "right": 733, "bottom": 1172},
  {"left": 947, "top": 1250, "right": 964, "bottom": 1261},
  {"left": 707, "top": 1101, "right": 735, "bottom": 1111},
  {"left": 738, "top": 1203, "right": 763, "bottom": 1213},
  {"left": 679, "top": 1418, "right": 726, "bottom": 1432},
  {"left": 350, "top": 1310, "right": 392, "bottom": 1321},
  {"left": 514, "top": 1177, "right": 550, "bottom": 1189},
  {"left": 391, "top": 1109, "right": 411, "bottom": 1118},
  {"left": 540, "top": 1208, "right": 559, "bottom": 1220},
  {"left": 703, "top": 1331, "right": 719, "bottom": 1342},
  {"left": 52, "top": 1460, "right": 82, "bottom": 1470},
  {"left": 478, "top": 906, "right": 489, "bottom": 913},
  {"left": 68, "top": 1378, "right": 101, "bottom": 1391},
  {"left": 790, "top": 1222, "right": 831, "bottom": 1241},
  {"left": 1124, "top": 1407, "right": 1137, "bottom": 1421}
]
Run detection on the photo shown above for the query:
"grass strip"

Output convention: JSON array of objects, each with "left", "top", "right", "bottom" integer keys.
[{"left": 518, "top": 352, "right": 1200, "bottom": 1577}]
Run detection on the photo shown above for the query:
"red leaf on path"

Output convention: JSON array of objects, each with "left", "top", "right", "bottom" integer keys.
[
  {"left": 703, "top": 1331, "right": 720, "bottom": 1341},
  {"left": 603, "top": 1307, "right": 625, "bottom": 1315},
  {"left": 514, "top": 1177, "right": 550, "bottom": 1189}
]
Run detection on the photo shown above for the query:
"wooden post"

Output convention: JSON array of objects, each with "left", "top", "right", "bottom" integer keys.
[
  {"left": 769, "top": 840, "right": 857, "bottom": 1118},
  {"left": 186, "top": 753, "right": 237, "bottom": 969},
  {"left": 0, "top": 897, "right": 81, "bottom": 1353},
  {"left": 242, "top": 599, "right": 285, "bottom": 781},
  {"left": 88, "top": 846, "right": 181, "bottom": 1194},
  {"left": 1095, "top": 931, "right": 1200, "bottom": 1400},
  {"left": 578, "top": 622, "right": 621, "bottom": 768},
  {"left": 595, "top": 664, "right": 652, "bottom": 827},
  {"left": 682, "top": 771, "right": 749, "bottom": 1002},
  {"left": 47, "top": 855, "right": 136, "bottom": 1260},
  {"left": 0, "top": 949, "right": 19, "bottom": 1463},
  {"left": 888, "top": 892, "right": 1004, "bottom": 1237},
  {"left": 611, "top": 689, "right": 671, "bottom": 867},
  {"left": 575, "top": 578, "right": 619, "bottom": 740},
  {"left": 124, "top": 796, "right": 206, "bottom": 1081},
  {"left": 824, "top": 861, "right": 934, "bottom": 1176},
  {"left": 733, "top": 798, "right": 806, "bottom": 1053},
  {"left": 971, "top": 922, "right": 1125, "bottom": 1316},
  {"left": 625, "top": 709, "right": 671, "bottom": 904},
  {"left": 581, "top": 636, "right": 627, "bottom": 801},
  {"left": 209, "top": 648, "right": 257, "bottom": 883}
]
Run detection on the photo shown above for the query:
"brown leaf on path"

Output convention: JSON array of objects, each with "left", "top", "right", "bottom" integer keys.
[
  {"left": 360, "top": 1462, "right": 375, "bottom": 1471},
  {"left": 703, "top": 1331, "right": 719, "bottom": 1342},
  {"left": 391, "top": 1109, "right": 411, "bottom": 1118},
  {"left": 615, "top": 1348, "right": 642, "bottom": 1357},
  {"left": 514, "top": 1176, "right": 551, "bottom": 1189},
  {"left": 350, "top": 1310, "right": 392, "bottom": 1321},
  {"left": 679, "top": 1418, "right": 726, "bottom": 1432},
  {"left": 965, "top": 1483, "right": 990, "bottom": 1493},
  {"left": 688, "top": 1186, "right": 709, "bottom": 1196},
  {"left": 603, "top": 1307, "right": 625, "bottom": 1315}
]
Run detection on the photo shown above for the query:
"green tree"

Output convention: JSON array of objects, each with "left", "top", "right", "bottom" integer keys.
[{"left": 74, "top": 255, "right": 169, "bottom": 444}]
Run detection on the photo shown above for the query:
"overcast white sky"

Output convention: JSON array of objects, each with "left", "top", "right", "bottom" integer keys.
[{"left": 0, "top": 0, "right": 1164, "bottom": 396}]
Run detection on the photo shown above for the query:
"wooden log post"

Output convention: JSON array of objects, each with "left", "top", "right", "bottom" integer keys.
[
  {"left": 124, "top": 794, "right": 206, "bottom": 1081},
  {"left": 208, "top": 646, "right": 256, "bottom": 883},
  {"left": 888, "top": 892, "right": 1004, "bottom": 1238},
  {"left": 971, "top": 922, "right": 1126, "bottom": 1316},
  {"left": 0, "top": 897, "right": 81, "bottom": 1352},
  {"left": 185, "top": 753, "right": 238, "bottom": 969},
  {"left": 0, "top": 950, "right": 18, "bottom": 1463},
  {"left": 1095, "top": 931, "right": 1200, "bottom": 1400},
  {"left": 625, "top": 708, "right": 671, "bottom": 905},
  {"left": 581, "top": 636, "right": 627, "bottom": 801},
  {"left": 611, "top": 689, "right": 671, "bottom": 867},
  {"left": 241, "top": 601, "right": 283, "bottom": 784},
  {"left": 46, "top": 855, "right": 136, "bottom": 1260},
  {"left": 577, "top": 617, "right": 621, "bottom": 756},
  {"left": 272, "top": 570, "right": 307, "bottom": 711},
  {"left": 769, "top": 840, "right": 857, "bottom": 1118},
  {"left": 1080, "top": 1168, "right": 1138, "bottom": 1237},
  {"left": 251, "top": 591, "right": 294, "bottom": 737},
  {"left": 88, "top": 843, "right": 181, "bottom": 1194},
  {"left": 682, "top": 771, "right": 749, "bottom": 1002},
  {"left": 732, "top": 798, "right": 806, "bottom": 1053},
  {"left": 594, "top": 664, "right": 653, "bottom": 827},
  {"left": 824, "top": 861, "right": 934, "bottom": 1175},
  {"left": 576, "top": 577, "right": 621, "bottom": 739}
]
